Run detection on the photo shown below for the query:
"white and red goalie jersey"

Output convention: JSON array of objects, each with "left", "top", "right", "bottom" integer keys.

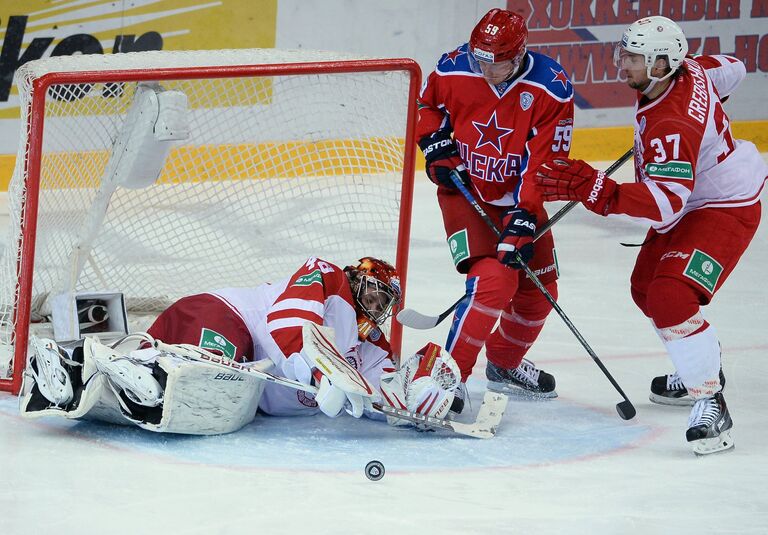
[
  {"left": 417, "top": 45, "right": 574, "bottom": 210},
  {"left": 612, "top": 55, "right": 768, "bottom": 231},
  {"left": 212, "top": 257, "right": 394, "bottom": 416}
]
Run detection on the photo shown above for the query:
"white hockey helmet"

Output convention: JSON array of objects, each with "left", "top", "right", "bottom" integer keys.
[{"left": 615, "top": 16, "right": 688, "bottom": 82}]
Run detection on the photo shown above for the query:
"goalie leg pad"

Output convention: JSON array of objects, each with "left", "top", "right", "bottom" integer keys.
[
  {"left": 21, "top": 336, "right": 160, "bottom": 425},
  {"left": 85, "top": 338, "right": 164, "bottom": 408},
  {"left": 22, "top": 342, "right": 267, "bottom": 435},
  {"left": 21, "top": 368, "right": 119, "bottom": 424},
  {"left": 138, "top": 353, "right": 266, "bottom": 435},
  {"left": 26, "top": 337, "right": 75, "bottom": 407}
]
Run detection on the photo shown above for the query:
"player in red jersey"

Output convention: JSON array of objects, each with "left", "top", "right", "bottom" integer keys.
[
  {"left": 416, "top": 8, "right": 574, "bottom": 411},
  {"left": 535, "top": 16, "right": 768, "bottom": 455},
  {"left": 20, "top": 257, "right": 461, "bottom": 435}
]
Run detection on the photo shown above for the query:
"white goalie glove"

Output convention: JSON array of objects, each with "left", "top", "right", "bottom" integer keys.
[
  {"left": 379, "top": 342, "right": 461, "bottom": 426},
  {"left": 296, "top": 323, "right": 378, "bottom": 418}
]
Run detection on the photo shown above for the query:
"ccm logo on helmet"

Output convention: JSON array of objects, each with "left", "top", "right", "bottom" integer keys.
[{"left": 587, "top": 171, "right": 607, "bottom": 204}]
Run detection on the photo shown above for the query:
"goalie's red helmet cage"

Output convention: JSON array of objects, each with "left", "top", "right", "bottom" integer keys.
[
  {"left": 346, "top": 257, "right": 402, "bottom": 326},
  {"left": 469, "top": 8, "right": 528, "bottom": 63}
]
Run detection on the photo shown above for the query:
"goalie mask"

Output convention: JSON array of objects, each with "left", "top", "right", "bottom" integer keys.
[{"left": 345, "top": 257, "right": 402, "bottom": 339}]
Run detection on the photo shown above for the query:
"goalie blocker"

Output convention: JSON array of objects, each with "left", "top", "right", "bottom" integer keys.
[{"left": 20, "top": 324, "right": 469, "bottom": 436}]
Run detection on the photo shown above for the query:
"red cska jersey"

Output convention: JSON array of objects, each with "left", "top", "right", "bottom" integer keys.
[{"left": 417, "top": 45, "right": 574, "bottom": 210}]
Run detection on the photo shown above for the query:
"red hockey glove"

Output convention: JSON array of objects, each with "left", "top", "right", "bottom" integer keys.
[
  {"left": 535, "top": 158, "right": 617, "bottom": 215},
  {"left": 497, "top": 208, "right": 536, "bottom": 269},
  {"left": 418, "top": 131, "right": 470, "bottom": 189}
]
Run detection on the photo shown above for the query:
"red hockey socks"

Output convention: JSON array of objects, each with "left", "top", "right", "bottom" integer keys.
[
  {"left": 485, "top": 282, "right": 557, "bottom": 369},
  {"left": 445, "top": 258, "right": 518, "bottom": 380}
]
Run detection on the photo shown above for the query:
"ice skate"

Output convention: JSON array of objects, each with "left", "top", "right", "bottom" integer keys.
[
  {"left": 650, "top": 369, "right": 726, "bottom": 406},
  {"left": 85, "top": 338, "right": 164, "bottom": 408},
  {"left": 486, "top": 358, "right": 557, "bottom": 398},
  {"left": 27, "top": 337, "right": 75, "bottom": 407},
  {"left": 448, "top": 381, "right": 468, "bottom": 416},
  {"left": 686, "top": 392, "right": 734, "bottom": 455}
]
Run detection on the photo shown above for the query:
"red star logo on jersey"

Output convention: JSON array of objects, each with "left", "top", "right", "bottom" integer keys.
[
  {"left": 472, "top": 111, "right": 514, "bottom": 154},
  {"left": 441, "top": 47, "right": 464, "bottom": 66},
  {"left": 550, "top": 68, "right": 570, "bottom": 90}
]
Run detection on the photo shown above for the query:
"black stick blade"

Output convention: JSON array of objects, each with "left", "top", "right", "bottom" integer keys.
[{"left": 616, "top": 400, "right": 636, "bottom": 420}]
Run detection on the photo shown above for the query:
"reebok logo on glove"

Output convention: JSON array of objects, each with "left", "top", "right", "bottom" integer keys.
[
  {"left": 534, "top": 157, "right": 616, "bottom": 216},
  {"left": 587, "top": 171, "right": 606, "bottom": 204}
]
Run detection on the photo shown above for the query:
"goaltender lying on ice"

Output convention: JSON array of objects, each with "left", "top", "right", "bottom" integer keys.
[{"left": 19, "top": 323, "right": 506, "bottom": 439}]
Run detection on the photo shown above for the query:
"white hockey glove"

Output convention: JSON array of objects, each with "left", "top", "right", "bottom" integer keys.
[{"left": 379, "top": 342, "right": 461, "bottom": 426}]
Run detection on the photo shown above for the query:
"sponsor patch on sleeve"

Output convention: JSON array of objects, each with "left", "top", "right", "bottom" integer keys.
[
  {"left": 644, "top": 161, "right": 694, "bottom": 180},
  {"left": 292, "top": 269, "right": 323, "bottom": 287}
]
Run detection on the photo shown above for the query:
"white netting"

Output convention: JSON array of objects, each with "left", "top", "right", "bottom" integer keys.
[{"left": 0, "top": 49, "right": 417, "bottom": 383}]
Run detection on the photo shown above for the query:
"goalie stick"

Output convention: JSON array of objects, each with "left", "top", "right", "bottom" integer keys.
[
  {"left": 397, "top": 147, "right": 635, "bottom": 331},
  {"left": 448, "top": 170, "right": 636, "bottom": 421},
  {"left": 157, "top": 327, "right": 507, "bottom": 438},
  {"left": 152, "top": 338, "right": 314, "bottom": 393},
  {"left": 374, "top": 390, "right": 508, "bottom": 439}
]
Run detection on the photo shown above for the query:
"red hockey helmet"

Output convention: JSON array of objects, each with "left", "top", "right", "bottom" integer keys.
[
  {"left": 469, "top": 8, "right": 528, "bottom": 64},
  {"left": 345, "top": 257, "right": 402, "bottom": 326}
]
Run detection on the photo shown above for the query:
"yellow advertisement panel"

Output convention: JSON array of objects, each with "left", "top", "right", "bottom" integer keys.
[
  {"left": 0, "top": 0, "right": 277, "bottom": 183},
  {"left": 0, "top": 0, "right": 277, "bottom": 119}
]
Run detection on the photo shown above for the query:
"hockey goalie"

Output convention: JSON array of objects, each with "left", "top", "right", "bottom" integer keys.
[{"left": 19, "top": 257, "right": 463, "bottom": 435}]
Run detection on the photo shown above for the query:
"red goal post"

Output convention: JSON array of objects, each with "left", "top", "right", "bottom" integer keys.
[{"left": 0, "top": 49, "right": 421, "bottom": 394}]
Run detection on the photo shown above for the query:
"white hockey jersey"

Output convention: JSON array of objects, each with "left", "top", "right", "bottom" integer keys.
[
  {"left": 607, "top": 55, "right": 768, "bottom": 231},
  {"left": 212, "top": 257, "right": 394, "bottom": 416}
]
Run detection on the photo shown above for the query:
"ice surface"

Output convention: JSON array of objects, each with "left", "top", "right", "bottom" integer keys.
[{"left": 2, "top": 161, "right": 767, "bottom": 534}]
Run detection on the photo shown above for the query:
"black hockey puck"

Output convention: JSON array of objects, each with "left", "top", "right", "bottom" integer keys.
[{"left": 365, "top": 460, "right": 385, "bottom": 481}]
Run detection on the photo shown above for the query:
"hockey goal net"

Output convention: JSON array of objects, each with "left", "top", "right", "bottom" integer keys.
[{"left": 0, "top": 49, "right": 420, "bottom": 394}]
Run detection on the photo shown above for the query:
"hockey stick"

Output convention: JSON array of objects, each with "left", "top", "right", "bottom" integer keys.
[
  {"left": 157, "top": 332, "right": 506, "bottom": 438},
  {"left": 397, "top": 147, "right": 634, "bottom": 330},
  {"left": 374, "top": 390, "right": 508, "bottom": 439},
  {"left": 302, "top": 323, "right": 507, "bottom": 437},
  {"left": 448, "top": 171, "right": 636, "bottom": 421},
  {"left": 153, "top": 338, "right": 315, "bottom": 393}
]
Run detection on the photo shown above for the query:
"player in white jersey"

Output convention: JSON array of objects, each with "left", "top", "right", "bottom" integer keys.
[
  {"left": 535, "top": 16, "right": 768, "bottom": 455},
  {"left": 19, "top": 257, "right": 460, "bottom": 435}
]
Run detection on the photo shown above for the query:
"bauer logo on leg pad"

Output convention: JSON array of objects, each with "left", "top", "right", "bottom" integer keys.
[
  {"left": 448, "top": 229, "right": 470, "bottom": 267},
  {"left": 683, "top": 249, "right": 723, "bottom": 293},
  {"left": 199, "top": 328, "right": 237, "bottom": 360}
]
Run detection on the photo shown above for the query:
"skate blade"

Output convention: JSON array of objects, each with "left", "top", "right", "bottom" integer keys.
[
  {"left": 692, "top": 429, "right": 734, "bottom": 456},
  {"left": 649, "top": 392, "right": 695, "bottom": 407},
  {"left": 487, "top": 381, "right": 558, "bottom": 400}
]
